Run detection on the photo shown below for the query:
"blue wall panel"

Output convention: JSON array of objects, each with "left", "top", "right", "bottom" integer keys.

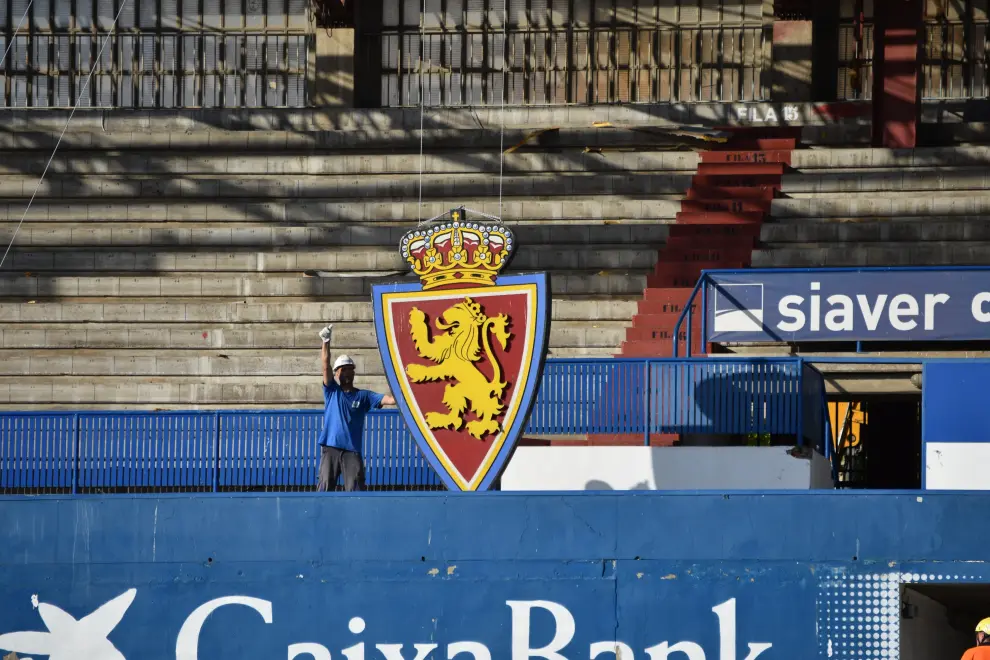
[
  {"left": 923, "top": 362, "right": 990, "bottom": 443},
  {"left": 0, "top": 493, "right": 985, "bottom": 659}
]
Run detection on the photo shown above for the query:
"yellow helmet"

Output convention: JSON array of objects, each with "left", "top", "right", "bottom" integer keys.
[{"left": 976, "top": 618, "right": 990, "bottom": 634}]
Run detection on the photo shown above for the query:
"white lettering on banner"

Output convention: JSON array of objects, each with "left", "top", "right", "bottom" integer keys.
[
  {"left": 735, "top": 105, "right": 799, "bottom": 124},
  {"left": 289, "top": 643, "right": 332, "bottom": 660},
  {"left": 973, "top": 292, "right": 990, "bottom": 322},
  {"left": 0, "top": 590, "right": 774, "bottom": 660},
  {"left": 775, "top": 282, "right": 952, "bottom": 334},
  {"left": 176, "top": 596, "right": 273, "bottom": 660},
  {"left": 378, "top": 644, "right": 439, "bottom": 660},
  {"left": 508, "top": 600, "right": 576, "bottom": 660},
  {"left": 0, "top": 589, "right": 136, "bottom": 660}
]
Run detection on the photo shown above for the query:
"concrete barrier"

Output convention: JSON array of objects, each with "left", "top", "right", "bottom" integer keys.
[{"left": 0, "top": 492, "right": 986, "bottom": 660}]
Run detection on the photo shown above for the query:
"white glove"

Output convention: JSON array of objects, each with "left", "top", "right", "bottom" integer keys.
[{"left": 319, "top": 324, "right": 333, "bottom": 344}]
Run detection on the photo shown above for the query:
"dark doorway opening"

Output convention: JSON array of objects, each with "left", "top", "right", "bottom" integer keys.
[{"left": 901, "top": 583, "right": 990, "bottom": 660}]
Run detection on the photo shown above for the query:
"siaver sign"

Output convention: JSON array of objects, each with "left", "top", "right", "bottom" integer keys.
[{"left": 705, "top": 268, "right": 990, "bottom": 343}]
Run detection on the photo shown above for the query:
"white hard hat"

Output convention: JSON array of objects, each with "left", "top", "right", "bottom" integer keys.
[{"left": 333, "top": 354, "right": 355, "bottom": 370}]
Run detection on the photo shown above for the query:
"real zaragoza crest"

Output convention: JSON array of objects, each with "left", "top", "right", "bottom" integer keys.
[{"left": 372, "top": 207, "right": 550, "bottom": 491}]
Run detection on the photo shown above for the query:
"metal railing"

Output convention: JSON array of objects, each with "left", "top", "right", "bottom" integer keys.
[
  {"left": 1, "top": 357, "right": 825, "bottom": 494},
  {"left": 369, "top": 25, "right": 770, "bottom": 107},
  {"left": 0, "top": 31, "right": 310, "bottom": 108}
]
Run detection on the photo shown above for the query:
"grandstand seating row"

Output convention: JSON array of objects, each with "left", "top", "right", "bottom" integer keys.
[{"left": 0, "top": 109, "right": 978, "bottom": 408}]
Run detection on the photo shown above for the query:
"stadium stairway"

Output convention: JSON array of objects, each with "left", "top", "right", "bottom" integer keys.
[
  {"left": 0, "top": 112, "right": 702, "bottom": 410},
  {"left": 587, "top": 129, "right": 799, "bottom": 446},
  {"left": 726, "top": 144, "right": 990, "bottom": 392}
]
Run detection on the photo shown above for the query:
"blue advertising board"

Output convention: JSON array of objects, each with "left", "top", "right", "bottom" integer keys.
[
  {"left": 0, "top": 493, "right": 989, "bottom": 660},
  {"left": 705, "top": 267, "right": 990, "bottom": 343}
]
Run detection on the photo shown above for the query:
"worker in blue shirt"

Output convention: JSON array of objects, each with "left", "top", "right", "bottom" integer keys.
[{"left": 317, "top": 324, "right": 395, "bottom": 491}]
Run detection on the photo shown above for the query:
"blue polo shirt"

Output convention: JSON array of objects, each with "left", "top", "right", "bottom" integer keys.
[{"left": 318, "top": 379, "right": 385, "bottom": 454}]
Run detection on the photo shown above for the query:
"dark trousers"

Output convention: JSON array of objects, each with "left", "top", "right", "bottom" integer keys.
[{"left": 317, "top": 446, "right": 365, "bottom": 492}]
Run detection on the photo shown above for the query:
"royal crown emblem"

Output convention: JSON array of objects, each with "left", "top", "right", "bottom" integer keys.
[
  {"left": 373, "top": 207, "right": 550, "bottom": 491},
  {"left": 400, "top": 208, "right": 514, "bottom": 290}
]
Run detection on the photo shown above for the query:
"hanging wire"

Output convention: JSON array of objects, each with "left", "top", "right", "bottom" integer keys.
[
  {"left": 0, "top": 0, "right": 130, "bottom": 271},
  {"left": 416, "top": 0, "right": 427, "bottom": 223},
  {"left": 497, "top": 0, "right": 507, "bottom": 220},
  {"left": 0, "top": 0, "right": 35, "bottom": 68}
]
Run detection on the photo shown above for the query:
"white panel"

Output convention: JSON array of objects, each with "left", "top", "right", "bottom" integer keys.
[
  {"left": 203, "top": 0, "right": 221, "bottom": 27},
  {"left": 162, "top": 0, "right": 179, "bottom": 28},
  {"left": 181, "top": 0, "right": 199, "bottom": 27},
  {"left": 502, "top": 446, "right": 825, "bottom": 491},
  {"left": 53, "top": 0, "right": 71, "bottom": 28},
  {"left": 267, "top": 0, "right": 285, "bottom": 27},
  {"left": 33, "top": 0, "right": 50, "bottom": 31},
  {"left": 925, "top": 442, "right": 990, "bottom": 490},
  {"left": 403, "top": 0, "right": 419, "bottom": 26},
  {"left": 11, "top": 0, "right": 29, "bottom": 28},
  {"left": 139, "top": 0, "right": 157, "bottom": 27},
  {"left": 228, "top": 0, "right": 246, "bottom": 27},
  {"left": 287, "top": 0, "right": 305, "bottom": 28}
]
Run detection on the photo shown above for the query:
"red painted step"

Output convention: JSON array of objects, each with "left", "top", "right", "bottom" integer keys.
[
  {"left": 675, "top": 211, "right": 764, "bottom": 225},
  {"left": 680, "top": 199, "right": 771, "bottom": 214},
  {"left": 665, "top": 235, "right": 757, "bottom": 251},
  {"left": 696, "top": 163, "right": 785, "bottom": 176},
  {"left": 626, "top": 327, "right": 705, "bottom": 342},
  {"left": 709, "top": 138, "right": 797, "bottom": 151},
  {"left": 687, "top": 185, "right": 776, "bottom": 200},
  {"left": 631, "top": 311, "right": 698, "bottom": 328},
  {"left": 699, "top": 150, "right": 792, "bottom": 165},
  {"left": 691, "top": 174, "right": 783, "bottom": 188},
  {"left": 641, "top": 287, "right": 695, "bottom": 304},
  {"left": 658, "top": 245, "right": 755, "bottom": 262},
  {"left": 666, "top": 224, "right": 762, "bottom": 239}
]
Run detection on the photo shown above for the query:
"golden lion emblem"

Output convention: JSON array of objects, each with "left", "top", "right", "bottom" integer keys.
[{"left": 405, "top": 297, "right": 512, "bottom": 440}]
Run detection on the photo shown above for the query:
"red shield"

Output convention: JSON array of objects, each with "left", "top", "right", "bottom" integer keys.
[{"left": 374, "top": 277, "right": 549, "bottom": 490}]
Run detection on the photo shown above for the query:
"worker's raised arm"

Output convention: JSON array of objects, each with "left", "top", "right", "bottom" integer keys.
[{"left": 319, "top": 325, "right": 333, "bottom": 386}]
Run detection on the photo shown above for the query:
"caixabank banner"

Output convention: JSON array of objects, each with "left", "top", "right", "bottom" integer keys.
[{"left": 0, "top": 493, "right": 987, "bottom": 660}]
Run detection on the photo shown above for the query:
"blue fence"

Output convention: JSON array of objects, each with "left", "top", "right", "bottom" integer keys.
[{"left": 1, "top": 358, "right": 827, "bottom": 494}]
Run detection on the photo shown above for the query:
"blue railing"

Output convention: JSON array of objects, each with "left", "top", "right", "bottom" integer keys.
[{"left": 1, "top": 357, "right": 825, "bottom": 494}]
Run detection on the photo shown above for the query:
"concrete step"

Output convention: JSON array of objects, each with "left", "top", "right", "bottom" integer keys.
[
  {"left": 789, "top": 145, "right": 990, "bottom": 169},
  {"left": 770, "top": 195, "right": 990, "bottom": 218},
  {"left": 0, "top": 345, "right": 621, "bottom": 377},
  {"left": 0, "top": 150, "right": 700, "bottom": 177},
  {"left": 0, "top": 221, "right": 672, "bottom": 249},
  {"left": 760, "top": 218, "right": 990, "bottom": 243},
  {"left": 0, "top": 104, "right": 796, "bottom": 135},
  {"left": 0, "top": 127, "right": 709, "bottom": 152},
  {"left": 0, "top": 321, "right": 630, "bottom": 350},
  {"left": 0, "top": 298, "right": 640, "bottom": 323},
  {"left": 0, "top": 271, "right": 649, "bottom": 299},
  {"left": 752, "top": 241, "right": 990, "bottom": 267},
  {"left": 0, "top": 375, "right": 385, "bottom": 406},
  {"left": 0, "top": 197, "right": 682, "bottom": 224},
  {"left": 4, "top": 245, "right": 659, "bottom": 273},
  {"left": 0, "top": 171, "right": 695, "bottom": 200},
  {"left": 0, "top": 345, "right": 621, "bottom": 405},
  {"left": 780, "top": 169, "right": 987, "bottom": 194}
]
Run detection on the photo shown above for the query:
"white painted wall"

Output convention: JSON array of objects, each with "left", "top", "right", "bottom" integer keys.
[
  {"left": 900, "top": 587, "right": 971, "bottom": 660},
  {"left": 925, "top": 442, "right": 990, "bottom": 490},
  {"left": 501, "top": 446, "right": 835, "bottom": 491}
]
